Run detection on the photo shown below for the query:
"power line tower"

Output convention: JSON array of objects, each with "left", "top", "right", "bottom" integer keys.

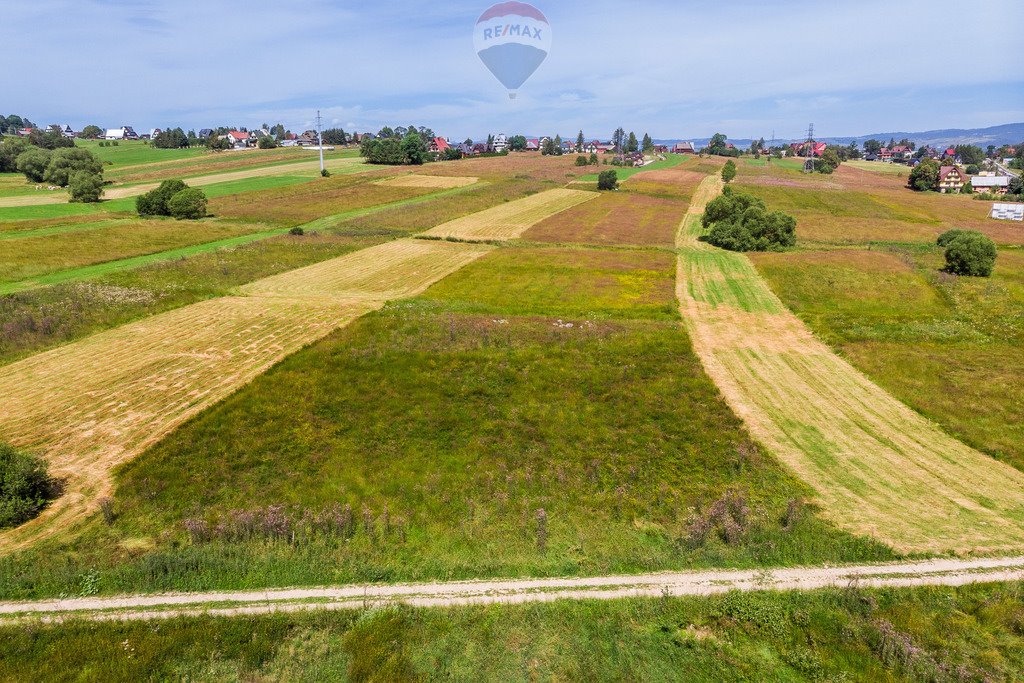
[
  {"left": 315, "top": 110, "right": 325, "bottom": 176},
  {"left": 803, "top": 123, "right": 815, "bottom": 173},
  {"left": 768, "top": 129, "right": 775, "bottom": 165}
]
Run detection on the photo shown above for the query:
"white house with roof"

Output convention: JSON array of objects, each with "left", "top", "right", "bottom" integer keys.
[
  {"left": 971, "top": 175, "right": 1010, "bottom": 195},
  {"left": 105, "top": 126, "right": 139, "bottom": 140}
]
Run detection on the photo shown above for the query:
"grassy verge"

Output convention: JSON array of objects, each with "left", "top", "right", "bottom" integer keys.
[{"left": 2, "top": 583, "right": 1022, "bottom": 680}]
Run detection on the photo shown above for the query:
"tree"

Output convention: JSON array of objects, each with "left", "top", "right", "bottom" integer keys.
[
  {"left": 701, "top": 188, "right": 796, "bottom": 252},
  {"left": 206, "top": 135, "right": 230, "bottom": 152},
  {"left": 965, "top": 164, "right": 980, "bottom": 175},
  {"left": 0, "top": 443, "right": 59, "bottom": 529},
  {"left": 541, "top": 137, "right": 555, "bottom": 155},
  {"left": 508, "top": 135, "right": 527, "bottom": 151},
  {"left": 360, "top": 137, "right": 405, "bottom": 164},
  {"left": 576, "top": 130, "right": 585, "bottom": 152},
  {"left": 626, "top": 131, "right": 639, "bottom": 153},
  {"left": 612, "top": 127, "right": 626, "bottom": 153},
  {"left": 954, "top": 145, "right": 985, "bottom": 166},
  {"left": 846, "top": 142, "right": 862, "bottom": 160},
  {"left": 575, "top": 155, "right": 589, "bottom": 166},
  {"left": 642, "top": 133, "right": 653, "bottom": 154},
  {"left": 943, "top": 231, "right": 996, "bottom": 277},
  {"left": 401, "top": 130, "right": 426, "bottom": 165},
  {"left": 137, "top": 179, "right": 188, "bottom": 216},
  {"left": 597, "top": 169, "right": 619, "bottom": 191},
  {"left": 79, "top": 125, "right": 103, "bottom": 139},
  {"left": 814, "top": 148, "right": 841, "bottom": 174},
  {"left": 908, "top": 159, "right": 940, "bottom": 191},
  {"left": 863, "top": 139, "right": 882, "bottom": 155},
  {"left": 0, "top": 137, "right": 29, "bottom": 172},
  {"left": 378, "top": 126, "right": 395, "bottom": 139},
  {"left": 721, "top": 160, "right": 737, "bottom": 183},
  {"left": 589, "top": 153, "right": 598, "bottom": 165},
  {"left": 167, "top": 187, "right": 208, "bottom": 220},
  {"left": 553, "top": 134, "right": 563, "bottom": 155},
  {"left": 68, "top": 170, "right": 104, "bottom": 203},
  {"left": 153, "top": 128, "right": 189, "bottom": 149},
  {"left": 15, "top": 147, "right": 52, "bottom": 182},
  {"left": 257, "top": 136, "right": 277, "bottom": 149},
  {"left": 28, "top": 129, "right": 73, "bottom": 150},
  {"left": 322, "top": 128, "right": 348, "bottom": 145},
  {"left": 44, "top": 147, "right": 102, "bottom": 186},
  {"left": 1009, "top": 175, "right": 1023, "bottom": 197}
]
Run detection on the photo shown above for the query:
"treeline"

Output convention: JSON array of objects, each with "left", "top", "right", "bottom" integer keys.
[{"left": 0, "top": 136, "right": 104, "bottom": 202}]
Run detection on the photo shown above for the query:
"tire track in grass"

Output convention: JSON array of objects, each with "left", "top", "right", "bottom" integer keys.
[{"left": 676, "top": 176, "right": 1024, "bottom": 553}]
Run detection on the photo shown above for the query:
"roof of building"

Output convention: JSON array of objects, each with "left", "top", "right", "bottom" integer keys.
[
  {"left": 431, "top": 137, "right": 450, "bottom": 151},
  {"left": 229, "top": 130, "right": 250, "bottom": 139},
  {"left": 971, "top": 175, "right": 1010, "bottom": 187},
  {"left": 939, "top": 166, "right": 964, "bottom": 181}
]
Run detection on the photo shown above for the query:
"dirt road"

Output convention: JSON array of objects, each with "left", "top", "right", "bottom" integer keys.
[{"left": 1, "top": 556, "right": 1021, "bottom": 623}]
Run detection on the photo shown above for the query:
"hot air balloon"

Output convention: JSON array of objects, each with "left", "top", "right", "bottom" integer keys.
[{"left": 473, "top": 2, "right": 551, "bottom": 99}]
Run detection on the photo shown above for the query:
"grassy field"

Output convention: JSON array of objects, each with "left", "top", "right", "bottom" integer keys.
[
  {"left": 76, "top": 139, "right": 209, "bottom": 169},
  {"left": 3, "top": 583, "right": 1023, "bottom": 680},
  {"left": 576, "top": 153, "right": 690, "bottom": 182},
  {"left": 678, "top": 176, "right": 1024, "bottom": 553},
  {"left": 525, "top": 191, "right": 689, "bottom": 247}
]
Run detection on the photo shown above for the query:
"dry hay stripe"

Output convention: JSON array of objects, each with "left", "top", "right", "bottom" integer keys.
[
  {"left": 676, "top": 176, "right": 1024, "bottom": 553},
  {"left": 422, "top": 188, "right": 597, "bottom": 241},
  {"left": 375, "top": 175, "right": 479, "bottom": 189},
  {"left": 0, "top": 238, "right": 492, "bottom": 551}
]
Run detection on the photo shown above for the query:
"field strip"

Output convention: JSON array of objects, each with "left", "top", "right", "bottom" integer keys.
[
  {"left": 422, "top": 188, "right": 596, "bottom": 240},
  {"left": 0, "top": 157, "right": 366, "bottom": 208},
  {"left": 1, "top": 556, "right": 1022, "bottom": 623},
  {"left": 375, "top": 174, "right": 478, "bottom": 189},
  {"left": 0, "top": 238, "right": 491, "bottom": 551},
  {"left": 676, "top": 176, "right": 1024, "bottom": 553}
]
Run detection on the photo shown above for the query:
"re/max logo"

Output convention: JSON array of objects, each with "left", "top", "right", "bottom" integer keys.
[{"left": 482, "top": 24, "right": 543, "bottom": 40}]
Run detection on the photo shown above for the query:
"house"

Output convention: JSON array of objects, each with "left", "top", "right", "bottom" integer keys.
[
  {"left": 429, "top": 137, "right": 451, "bottom": 153},
  {"left": 16, "top": 127, "right": 33, "bottom": 137},
  {"left": 561, "top": 140, "right": 576, "bottom": 153},
  {"left": 492, "top": 133, "right": 508, "bottom": 153},
  {"left": 49, "top": 124, "right": 75, "bottom": 138},
  {"left": 148, "top": 128, "right": 162, "bottom": 139},
  {"left": 653, "top": 144, "right": 669, "bottom": 154},
  {"left": 970, "top": 175, "right": 1010, "bottom": 194},
  {"left": 198, "top": 128, "right": 213, "bottom": 139},
  {"left": 472, "top": 143, "right": 489, "bottom": 154},
  {"left": 524, "top": 138, "right": 540, "bottom": 151},
  {"left": 227, "top": 130, "right": 251, "bottom": 148},
  {"left": 455, "top": 142, "right": 476, "bottom": 156},
  {"left": 673, "top": 142, "right": 696, "bottom": 154},
  {"left": 585, "top": 140, "right": 615, "bottom": 154},
  {"left": 938, "top": 166, "right": 967, "bottom": 193},
  {"left": 296, "top": 130, "right": 319, "bottom": 146},
  {"left": 864, "top": 153, "right": 879, "bottom": 162},
  {"left": 890, "top": 145, "right": 913, "bottom": 160},
  {"left": 104, "top": 126, "right": 139, "bottom": 140}
]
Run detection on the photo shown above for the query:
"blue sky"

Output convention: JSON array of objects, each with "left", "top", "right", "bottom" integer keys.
[{"left": 2, "top": 0, "right": 1021, "bottom": 141}]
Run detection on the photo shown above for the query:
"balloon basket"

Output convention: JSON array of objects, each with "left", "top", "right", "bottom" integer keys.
[{"left": 508, "top": 92, "right": 517, "bottom": 100}]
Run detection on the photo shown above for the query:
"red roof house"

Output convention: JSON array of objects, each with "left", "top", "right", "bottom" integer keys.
[{"left": 429, "top": 137, "right": 451, "bottom": 153}]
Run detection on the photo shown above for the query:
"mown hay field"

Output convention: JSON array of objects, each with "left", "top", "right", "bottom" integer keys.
[
  {"left": 423, "top": 188, "right": 596, "bottom": 240},
  {"left": 678, "top": 176, "right": 1024, "bottom": 553}
]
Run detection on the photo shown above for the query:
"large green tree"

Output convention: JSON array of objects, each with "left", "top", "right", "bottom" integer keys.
[
  {"left": 908, "top": 159, "right": 940, "bottom": 191},
  {"left": 44, "top": 147, "right": 103, "bottom": 186}
]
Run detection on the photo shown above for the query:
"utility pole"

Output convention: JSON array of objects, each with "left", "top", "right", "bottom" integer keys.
[
  {"left": 768, "top": 129, "right": 775, "bottom": 165},
  {"left": 316, "top": 110, "right": 325, "bottom": 176},
  {"left": 803, "top": 123, "right": 815, "bottom": 173}
]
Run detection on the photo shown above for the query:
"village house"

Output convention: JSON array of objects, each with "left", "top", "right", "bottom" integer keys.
[
  {"left": 48, "top": 124, "right": 75, "bottom": 138},
  {"left": 890, "top": 145, "right": 912, "bottom": 161},
  {"left": 653, "top": 144, "right": 669, "bottom": 154},
  {"left": 673, "top": 142, "right": 696, "bottom": 154},
  {"left": 428, "top": 137, "right": 451, "bottom": 153},
  {"left": 226, "top": 130, "right": 252, "bottom": 148},
  {"left": 491, "top": 133, "right": 508, "bottom": 153},
  {"left": 295, "top": 130, "right": 319, "bottom": 146},
  {"left": 198, "top": 128, "right": 213, "bottom": 139},
  {"left": 104, "top": 126, "right": 139, "bottom": 140},
  {"left": 524, "top": 138, "right": 540, "bottom": 151},
  {"left": 878, "top": 147, "right": 893, "bottom": 162},
  {"left": 938, "top": 166, "right": 967, "bottom": 193},
  {"left": 970, "top": 175, "right": 1010, "bottom": 195}
]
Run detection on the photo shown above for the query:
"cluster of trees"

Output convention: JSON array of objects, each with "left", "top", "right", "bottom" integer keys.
[
  {"left": 0, "top": 442, "right": 59, "bottom": 529},
  {"left": 1, "top": 114, "right": 35, "bottom": 136},
  {"left": 360, "top": 131, "right": 427, "bottom": 165},
  {"left": 375, "top": 125, "right": 436, "bottom": 145},
  {"left": 701, "top": 187, "right": 797, "bottom": 252},
  {"left": 0, "top": 137, "right": 105, "bottom": 201},
  {"left": 321, "top": 128, "right": 349, "bottom": 145},
  {"left": 136, "top": 180, "right": 208, "bottom": 219},
  {"left": 575, "top": 154, "right": 599, "bottom": 166},
  {"left": 937, "top": 229, "right": 997, "bottom": 277},
  {"left": 705, "top": 133, "right": 741, "bottom": 158},
  {"left": 152, "top": 128, "right": 190, "bottom": 149}
]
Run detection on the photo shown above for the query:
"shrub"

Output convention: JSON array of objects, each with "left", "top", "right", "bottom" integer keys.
[
  {"left": 136, "top": 179, "right": 187, "bottom": 216},
  {"left": 908, "top": 159, "right": 940, "bottom": 191},
  {"left": 721, "top": 160, "right": 737, "bottom": 183},
  {"left": 589, "top": 153, "right": 599, "bottom": 165},
  {"left": 167, "top": 187, "right": 208, "bottom": 220},
  {"left": 321, "top": 168, "right": 330, "bottom": 177},
  {"left": 257, "top": 136, "right": 276, "bottom": 149},
  {"left": 0, "top": 137, "right": 30, "bottom": 172},
  {"left": 15, "top": 147, "right": 52, "bottom": 182},
  {"left": 44, "top": 147, "right": 103, "bottom": 187},
  {"left": 68, "top": 171, "right": 104, "bottom": 203},
  {"left": 597, "top": 169, "right": 619, "bottom": 191},
  {"left": 943, "top": 231, "right": 996, "bottom": 277},
  {"left": 936, "top": 229, "right": 969, "bottom": 247},
  {"left": 701, "top": 188, "right": 796, "bottom": 252},
  {"left": 813, "top": 148, "right": 841, "bottom": 174},
  {"left": 965, "top": 164, "right": 980, "bottom": 175},
  {"left": 0, "top": 443, "right": 59, "bottom": 529},
  {"left": 289, "top": 226, "right": 305, "bottom": 236},
  {"left": 574, "top": 155, "right": 589, "bottom": 167}
]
